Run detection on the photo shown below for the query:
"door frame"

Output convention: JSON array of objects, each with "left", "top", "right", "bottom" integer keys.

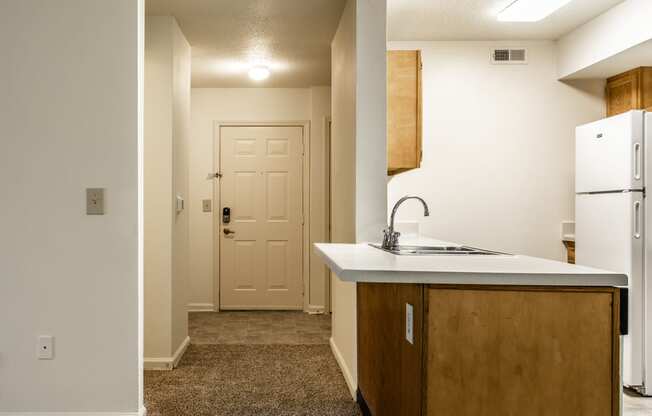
[
  {"left": 324, "top": 116, "right": 332, "bottom": 313},
  {"left": 213, "top": 121, "right": 311, "bottom": 311}
]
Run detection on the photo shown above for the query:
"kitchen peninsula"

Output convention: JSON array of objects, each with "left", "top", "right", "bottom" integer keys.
[{"left": 315, "top": 240, "right": 628, "bottom": 416}]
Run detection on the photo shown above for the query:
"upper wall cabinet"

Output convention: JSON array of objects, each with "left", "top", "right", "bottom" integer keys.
[
  {"left": 387, "top": 50, "right": 422, "bottom": 176},
  {"left": 606, "top": 67, "right": 652, "bottom": 117}
]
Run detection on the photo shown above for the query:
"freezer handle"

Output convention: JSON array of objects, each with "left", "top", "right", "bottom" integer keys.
[
  {"left": 634, "top": 201, "right": 641, "bottom": 239},
  {"left": 634, "top": 142, "right": 642, "bottom": 180}
]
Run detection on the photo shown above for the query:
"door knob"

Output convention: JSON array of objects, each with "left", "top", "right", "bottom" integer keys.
[{"left": 223, "top": 228, "right": 235, "bottom": 235}]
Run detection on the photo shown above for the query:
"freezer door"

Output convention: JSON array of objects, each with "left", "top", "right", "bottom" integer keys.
[
  {"left": 576, "top": 191, "right": 644, "bottom": 387},
  {"left": 576, "top": 110, "right": 644, "bottom": 193}
]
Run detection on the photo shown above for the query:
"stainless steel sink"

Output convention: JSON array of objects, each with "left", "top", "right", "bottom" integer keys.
[{"left": 370, "top": 244, "right": 508, "bottom": 256}]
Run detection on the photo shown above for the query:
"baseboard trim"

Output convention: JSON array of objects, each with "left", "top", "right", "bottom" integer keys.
[
  {"left": 220, "top": 306, "right": 303, "bottom": 311},
  {"left": 186, "top": 303, "right": 216, "bottom": 312},
  {"left": 144, "top": 336, "right": 190, "bottom": 370},
  {"left": 306, "top": 304, "right": 326, "bottom": 314},
  {"left": 329, "top": 337, "right": 356, "bottom": 399},
  {"left": 0, "top": 410, "right": 145, "bottom": 416}
]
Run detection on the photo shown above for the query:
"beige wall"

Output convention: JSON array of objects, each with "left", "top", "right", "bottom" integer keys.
[
  {"left": 0, "top": 0, "right": 142, "bottom": 412},
  {"left": 387, "top": 41, "right": 605, "bottom": 261},
  {"left": 330, "top": 0, "right": 388, "bottom": 397},
  {"left": 189, "top": 87, "right": 331, "bottom": 312},
  {"left": 330, "top": 0, "right": 358, "bottom": 398},
  {"left": 171, "top": 16, "right": 191, "bottom": 357},
  {"left": 309, "top": 86, "right": 333, "bottom": 311},
  {"left": 144, "top": 16, "right": 190, "bottom": 366}
]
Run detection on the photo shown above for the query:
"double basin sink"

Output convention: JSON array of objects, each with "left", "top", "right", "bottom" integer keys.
[{"left": 370, "top": 244, "right": 507, "bottom": 256}]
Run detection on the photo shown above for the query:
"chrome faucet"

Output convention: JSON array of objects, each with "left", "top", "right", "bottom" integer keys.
[{"left": 382, "top": 196, "right": 430, "bottom": 249}]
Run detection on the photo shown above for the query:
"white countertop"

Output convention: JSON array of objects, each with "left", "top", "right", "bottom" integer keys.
[{"left": 314, "top": 236, "right": 627, "bottom": 287}]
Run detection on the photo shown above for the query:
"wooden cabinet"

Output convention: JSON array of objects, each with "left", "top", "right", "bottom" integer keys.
[
  {"left": 357, "top": 283, "right": 622, "bottom": 416},
  {"left": 563, "top": 240, "right": 575, "bottom": 264},
  {"left": 606, "top": 67, "right": 652, "bottom": 117},
  {"left": 357, "top": 283, "right": 423, "bottom": 416},
  {"left": 425, "top": 286, "right": 620, "bottom": 416},
  {"left": 387, "top": 50, "right": 422, "bottom": 175}
]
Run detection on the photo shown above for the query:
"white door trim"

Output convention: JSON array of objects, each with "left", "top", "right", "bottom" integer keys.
[
  {"left": 324, "top": 116, "right": 332, "bottom": 314},
  {"left": 213, "top": 121, "right": 311, "bottom": 311}
]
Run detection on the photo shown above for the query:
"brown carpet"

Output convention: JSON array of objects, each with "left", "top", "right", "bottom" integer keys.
[{"left": 144, "top": 344, "right": 362, "bottom": 416}]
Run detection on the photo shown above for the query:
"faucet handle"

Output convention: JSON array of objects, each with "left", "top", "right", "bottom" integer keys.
[{"left": 382, "top": 228, "right": 400, "bottom": 249}]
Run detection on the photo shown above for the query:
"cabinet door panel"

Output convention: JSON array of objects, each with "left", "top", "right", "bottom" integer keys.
[
  {"left": 607, "top": 72, "right": 638, "bottom": 117},
  {"left": 388, "top": 50, "right": 422, "bottom": 175},
  {"left": 425, "top": 286, "right": 620, "bottom": 416},
  {"left": 606, "top": 67, "right": 652, "bottom": 117},
  {"left": 357, "top": 283, "right": 423, "bottom": 416}
]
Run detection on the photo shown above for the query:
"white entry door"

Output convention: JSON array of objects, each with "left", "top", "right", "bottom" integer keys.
[{"left": 219, "top": 126, "right": 304, "bottom": 309}]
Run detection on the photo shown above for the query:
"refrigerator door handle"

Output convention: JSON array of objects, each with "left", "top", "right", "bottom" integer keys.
[
  {"left": 634, "top": 142, "right": 642, "bottom": 180},
  {"left": 634, "top": 200, "right": 642, "bottom": 239}
]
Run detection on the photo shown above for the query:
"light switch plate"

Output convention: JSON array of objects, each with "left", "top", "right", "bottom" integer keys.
[
  {"left": 37, "top": 335, "right": 54, "bottom": 360},
  {"left": 176, "top": 195, "right": 185, "bottom": 213},
  {"left": 86, "top": 188, "right": 105, "bottom": 215},
  {"left": 406, "top": 303, "right": 414, "bottom": 344},
  {"left": 202, "top": 199, "right": 212, "bottom": 212}
]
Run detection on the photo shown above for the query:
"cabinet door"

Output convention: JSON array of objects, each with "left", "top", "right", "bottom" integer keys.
[
  {"left": 357, "top": 283, "right": 423, "bottom": 416},
  {"left": 607, "top": 69, "right": 640, "bottom": 117},
  {"left": 425, "top": 286, "right": 621, "bottom": 416},
  {"left": 387, "top": 50, "right": 422, "bottom": 175}
]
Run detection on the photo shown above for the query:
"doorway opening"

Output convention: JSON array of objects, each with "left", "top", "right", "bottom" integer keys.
[{"left": 143, "top": 0, "right": 346, "bottom": 413}]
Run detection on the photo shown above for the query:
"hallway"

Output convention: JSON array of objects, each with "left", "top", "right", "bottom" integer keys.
[{"left": 144, "top": 312, "right": 360, "bottom": 416}]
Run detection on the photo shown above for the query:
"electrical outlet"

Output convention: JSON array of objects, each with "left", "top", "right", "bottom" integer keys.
[
  {"left": 37, "top": 335, "right": 54, "bottom": 360},
  {"left": 86, "top": 188, "right": 105, "bottom": 215},
  {"left": 406, "top": 303, "right": 414, "bottom": 345}
]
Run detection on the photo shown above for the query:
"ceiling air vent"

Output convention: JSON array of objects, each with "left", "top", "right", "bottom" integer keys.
[{"left": 491, "top": 48, "right": 527, "bottom": 64}]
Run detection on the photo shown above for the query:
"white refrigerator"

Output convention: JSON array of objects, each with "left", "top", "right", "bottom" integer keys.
[{"left": 575, "top": 110, "right": 651, "bottom": 394}]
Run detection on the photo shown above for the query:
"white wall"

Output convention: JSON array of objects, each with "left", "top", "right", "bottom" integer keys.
[
  {"left": 557, "top": 0, "right": 652, "bottom": 79},
  {"left": 355, "top": 0, "right": 388, "bottom": 244},
  {"left": 0, "top": 0, "right": 142, "bottom": 413},
  {"left": 387, "top": 41, "right": 605, "bottom": 261},
  {"left": 330, "top": 0, "right": 387, "bottom": 397},
  {"left": 189, "top": 88, "right": 331, "bottom": 312},
  {"left": 144, "top": 16, "right": 190, "bottom": 366}
]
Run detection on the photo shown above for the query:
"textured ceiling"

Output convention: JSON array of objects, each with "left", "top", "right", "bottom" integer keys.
[
  {"left": 388, "top": 0, "right": 625, "bottom": 41},
  {"left": 146, "top": 0, "right": 346, "bottom": 88},
  {"left": 148, "top": 0, "right": 625, "bottom": 87}
]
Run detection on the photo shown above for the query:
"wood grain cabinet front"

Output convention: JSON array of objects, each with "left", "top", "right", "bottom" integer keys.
[
  {"left": 357, "top": 283, "right": 423, "bottom": 416},
  {"left": 606, "top": 67, "right": 652, "bottom": 117},
  {"left": 387, "top": 50, "right": 422, "bottom": 175},
  {"left": 357, "top": 283, "right": 622, "bottom": 416}
]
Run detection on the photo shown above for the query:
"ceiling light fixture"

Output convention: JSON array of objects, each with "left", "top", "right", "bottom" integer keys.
[
  {"left": 497, "top": 0, "right": 573, "bottom": 22},
  {"left": 248, "top": 65, "right": 270, "bottom": 81}
]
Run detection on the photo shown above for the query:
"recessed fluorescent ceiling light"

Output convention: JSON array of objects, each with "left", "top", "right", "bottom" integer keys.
[
  {"left": 497, "top": 0, "right": 573, "bottom": 22},
  {"left": 248, "top": 65, "right": 270, "bottom": 81}
]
